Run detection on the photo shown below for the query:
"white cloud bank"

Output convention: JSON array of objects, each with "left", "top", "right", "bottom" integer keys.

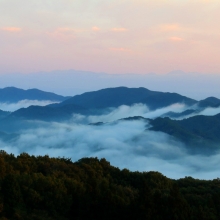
[
  {"left": 0, "top": 102, "right": 220, "bottom": 180},
  {"left": 1, "top": 119, "right": 220, "bottom": 180},
  {"left": 71, "top": 103, "right": 220, "bottom": 123},
  {"left": 70, "top": 103, "right": 187, "bottom": 124}
]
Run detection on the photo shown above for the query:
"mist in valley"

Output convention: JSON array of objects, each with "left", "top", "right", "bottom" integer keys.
[
  {"left": 0, "top": 100, "right": 59, "bottom": 112},
  {"left": 1, "top": 103, "right": 220, "bottom": 180}
]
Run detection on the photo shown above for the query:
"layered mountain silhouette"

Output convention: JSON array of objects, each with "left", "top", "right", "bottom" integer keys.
[
  {"left": 0, "top": 86, "right": 220, "bottom": 151},
  {"left": 3, "top": 87, "right": 197, "bottom": 121},
  {"left": 57, "top": 87, "right": 197, "bottom": 110},
  {"left": 0, "top": 87, "right": 70, "bottom": 103},
  {"left": 149, "top": 114, "right": 220, "bottom": 150},
  {"left": 9, "top": 104, "right": 88, "bottom": 121}
]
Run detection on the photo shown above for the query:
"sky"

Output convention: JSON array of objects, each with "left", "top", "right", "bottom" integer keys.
[{"left": 1, "top": 0, "right": 220, "bottom": 74}]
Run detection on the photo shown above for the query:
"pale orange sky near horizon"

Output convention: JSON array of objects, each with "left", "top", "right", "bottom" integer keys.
[{"left": 0, "top": 0, "right": 220, "bottom": 74}]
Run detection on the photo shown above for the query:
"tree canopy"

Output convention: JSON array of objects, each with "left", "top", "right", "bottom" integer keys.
[{"left": 0, "top": 151, "right": 219, "bottom": 219}]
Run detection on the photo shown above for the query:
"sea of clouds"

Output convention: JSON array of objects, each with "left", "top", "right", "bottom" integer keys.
[
  {"left": 1, "top": 101, "right": 220, "bottom": 180},
  {"left": 1, "top": 113, "right": 220, "bottom": 180}
]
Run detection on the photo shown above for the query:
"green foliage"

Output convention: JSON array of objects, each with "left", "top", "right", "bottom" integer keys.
[{"left": 0, "top": 151, "right": 219, "bottom": 219}]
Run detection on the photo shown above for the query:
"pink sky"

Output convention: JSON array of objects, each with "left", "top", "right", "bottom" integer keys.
[{"left": 0, "top": 0, "right": 220, "bottom": 74}]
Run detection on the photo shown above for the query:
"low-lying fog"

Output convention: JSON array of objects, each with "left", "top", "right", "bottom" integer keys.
[
  {"left": 1, "top": 99, "right": 220, "bottom": 120},
  {"left": 1, "top": 103, "right": 220, "bottom": 179},
  {"left": 1, "top": 115, "right": 220, "bottom": 180}
]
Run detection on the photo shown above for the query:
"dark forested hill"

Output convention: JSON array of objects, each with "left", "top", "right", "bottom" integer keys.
[
  {"left": 0, "top": 87, "right": 70, "bottom": 103},
  {"left": 8, "top": 104, "right": 88, "bottom": 121},
  {"left": 197, "top": 97, "right": 220, "bottom": 108},
  {"left": 149, "top": 113, "right": 220, "bottom": 148},
  {"left": 3, "top": 87, "right": 197, "bottom": 122},
  {"left": 0, "top": 152, "right": 220, "bottom": 220},
  {"left": 58, "top": 87, "right": 197, "bottom": 110}
]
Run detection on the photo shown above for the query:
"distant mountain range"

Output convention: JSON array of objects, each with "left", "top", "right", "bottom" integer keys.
[
  {"left": 0, "top": 86, "right": 219, "bottom": 123},
  {"left": 2, "top": 87, "right": 197, "bottom": 121},
  {"left": 0, "top": 87, "right": 70, "bottom": 103},
  {"left": 0, "top": 86, "right": 220, "bottom": 152},
  {"left": 5, "top": 87, "right": 220, "bottom": 122}
]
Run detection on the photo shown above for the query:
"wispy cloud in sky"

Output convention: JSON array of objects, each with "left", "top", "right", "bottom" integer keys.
[
  {"left": 169, "top": 37, "right": 184, "bottom": 42},
  {"left": 92, "top": 26, "right": 100, "bottom": 31},
  {"left": 0, "top": 0, "right": 220, "bottom": 74}
]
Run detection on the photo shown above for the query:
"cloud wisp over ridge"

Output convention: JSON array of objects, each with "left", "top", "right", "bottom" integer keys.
[{"left": 0, "top": 100, "right": 59, "bottom": 112}]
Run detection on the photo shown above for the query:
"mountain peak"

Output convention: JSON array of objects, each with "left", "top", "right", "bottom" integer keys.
[
  {"left": 197, "top": 96, "right": 220, "bottom": 108},
  {"left": 59, "top": 87, "right": 196, "bottom": 110},
  {"left": 0, "top": 87, "right": 69, "bottom": 103}
]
